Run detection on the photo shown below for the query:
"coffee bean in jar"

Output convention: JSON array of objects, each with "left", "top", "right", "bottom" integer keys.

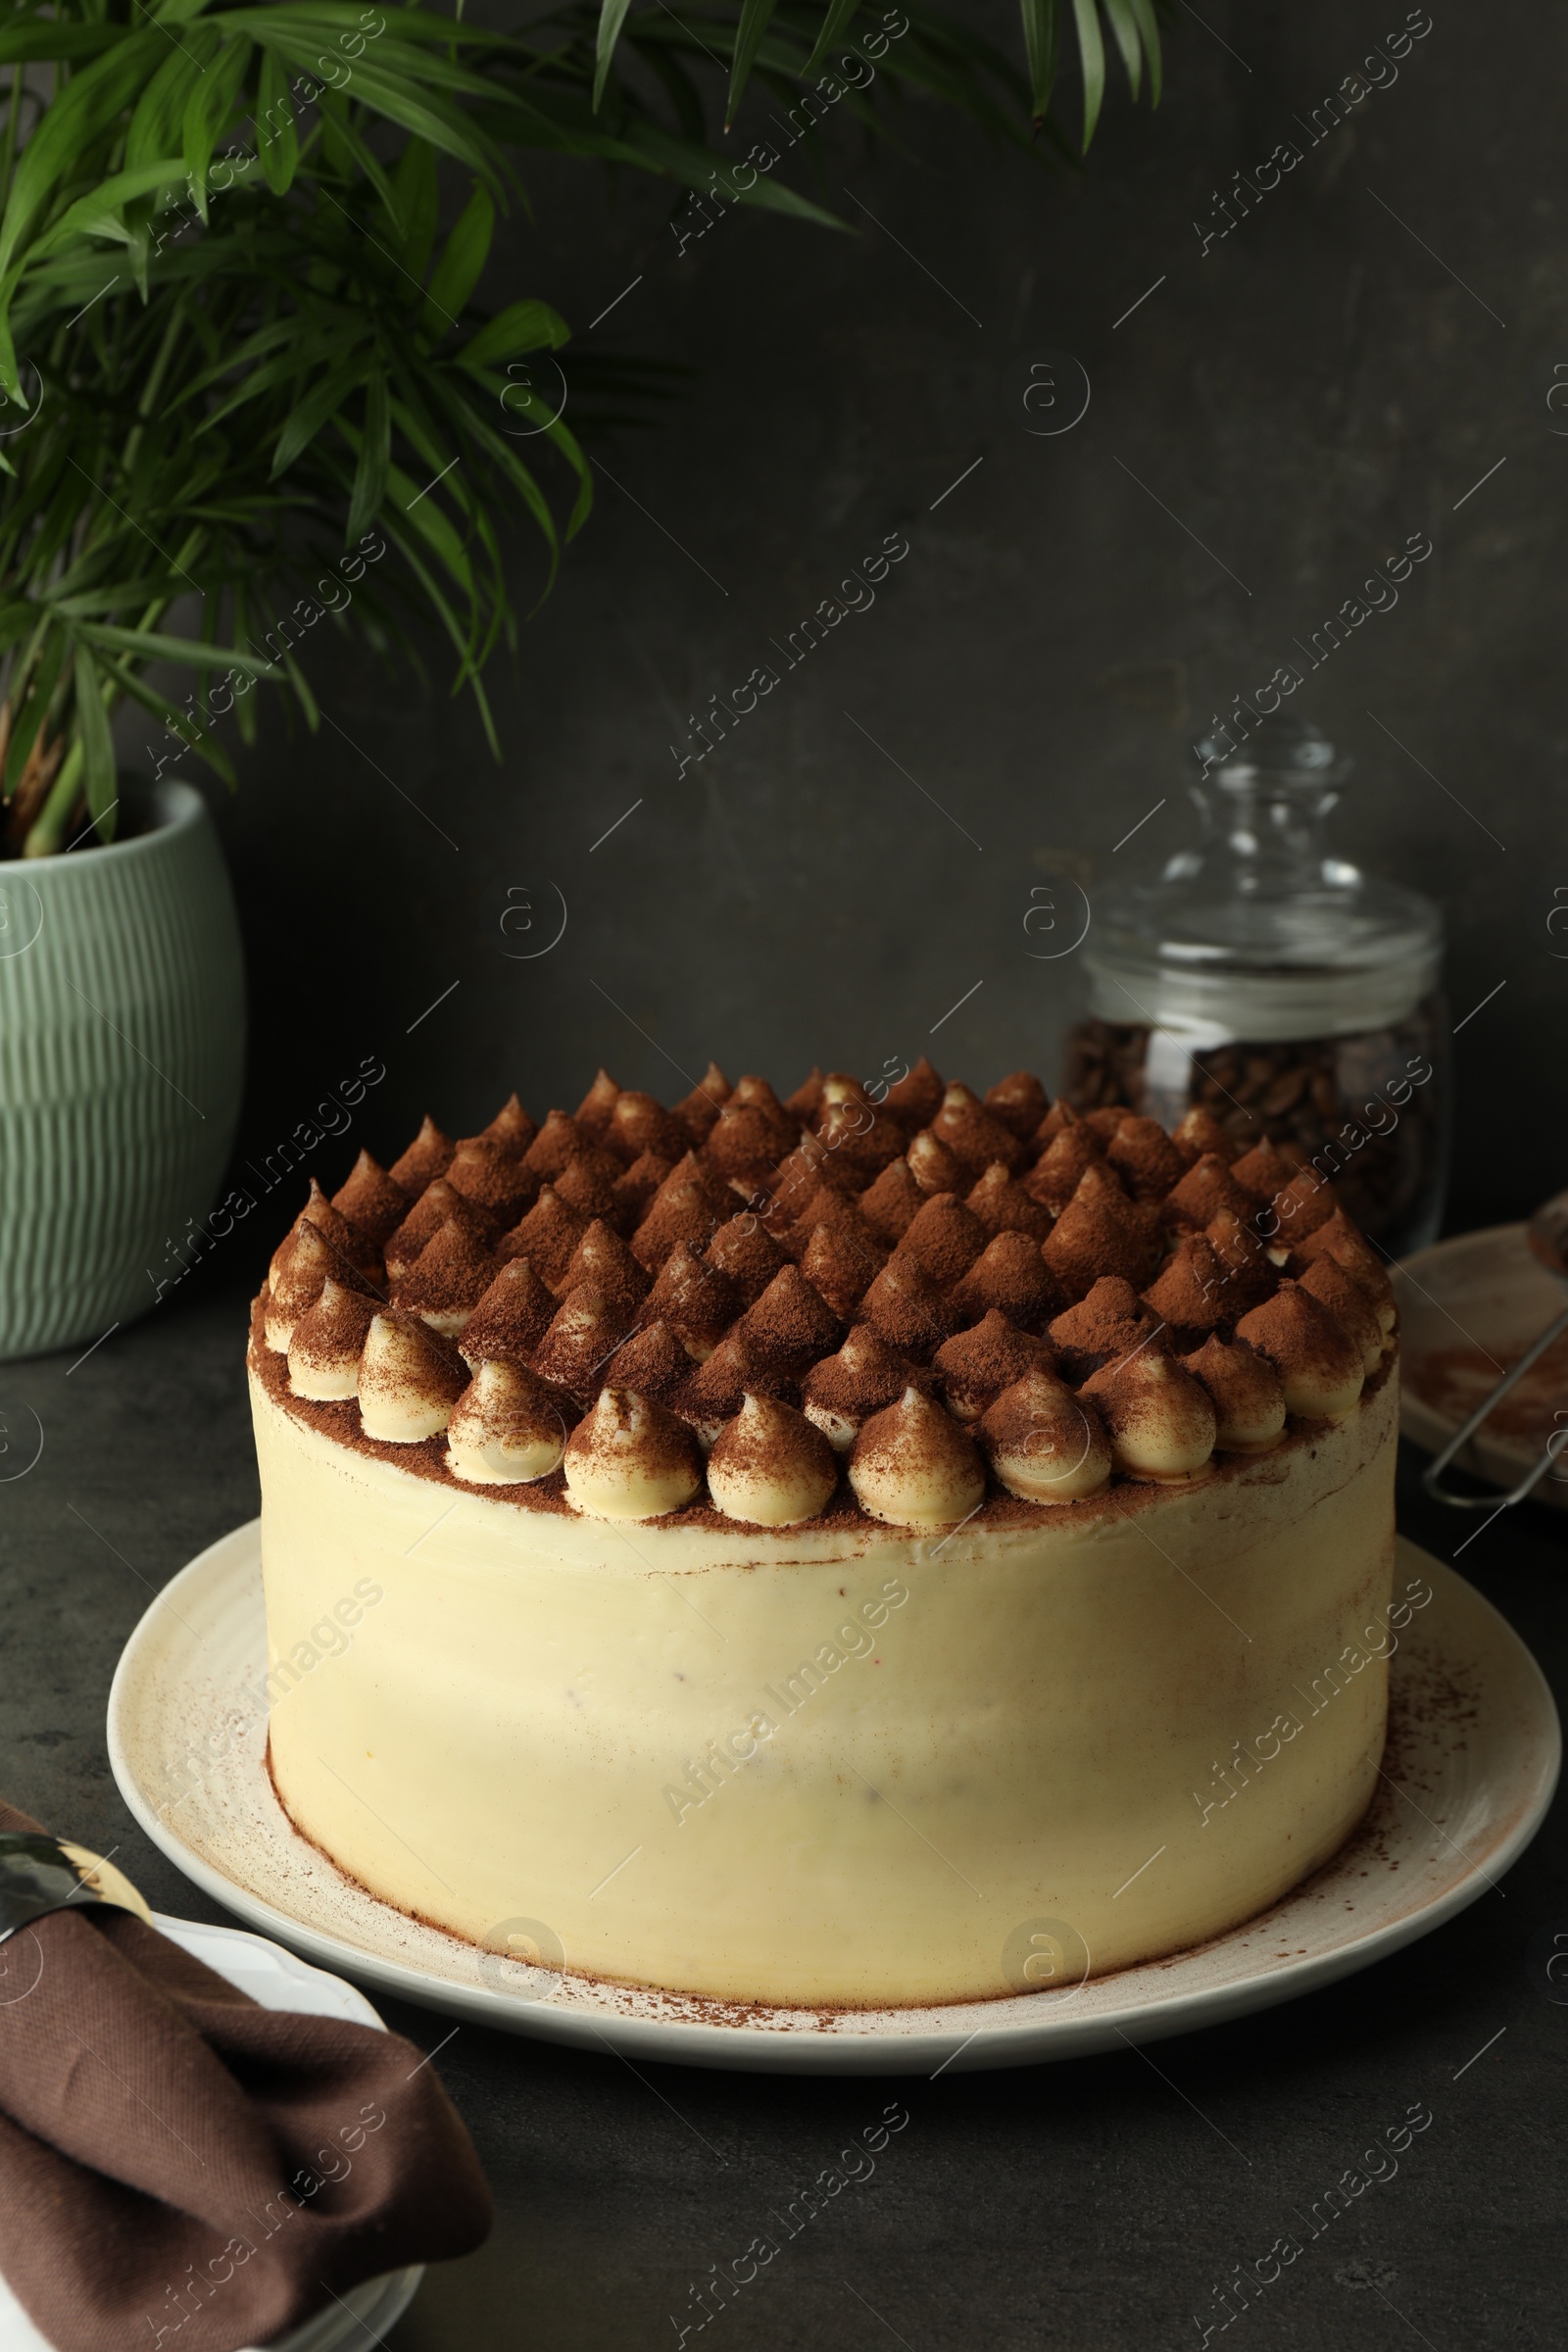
[
  {"left": 1066, "top": 715, "right": 1448, "bottom": 1256},
  {"left": 1063, "top": 1003, "right": 1446, "bottom": 1251}
]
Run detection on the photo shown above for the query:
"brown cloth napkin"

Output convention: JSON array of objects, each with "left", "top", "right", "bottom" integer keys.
[{"left": 0, "top": 1800, "right": 490, "bottom": 2352}]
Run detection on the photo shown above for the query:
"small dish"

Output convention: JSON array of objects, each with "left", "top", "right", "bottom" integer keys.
[{"left": 1395, "top": 1223, "right": 1568, "bottom": 1508}]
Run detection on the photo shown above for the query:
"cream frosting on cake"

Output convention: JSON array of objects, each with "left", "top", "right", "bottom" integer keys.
[{"left": 248, "top": 1062, "right": 1399, "bottom": 2007}]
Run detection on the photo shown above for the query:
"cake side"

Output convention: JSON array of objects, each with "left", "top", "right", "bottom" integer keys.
[{"left": 253, "top": 1363, "right": 1396, "bottom": 2007}]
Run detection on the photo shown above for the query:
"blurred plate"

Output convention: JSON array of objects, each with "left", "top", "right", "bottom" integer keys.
[
  {"left": 0, "top": 1914, "right": 421, "bottom": 2351},
  {"left": 108, "top": 1521, "right": 1558, "bottom": 2075},
  {"left": 1395, "top": 1223, "right": 1568, "bottom": 1508}
]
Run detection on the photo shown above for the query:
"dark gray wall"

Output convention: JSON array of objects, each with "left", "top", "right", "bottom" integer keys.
[{"left": 194, "top": 0, "right": 1565, "bottom": 1249}]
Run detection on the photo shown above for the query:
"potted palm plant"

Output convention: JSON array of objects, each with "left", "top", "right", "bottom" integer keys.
[{"left": 0, "top": 0, "right": 1163, "bottom": 1356}]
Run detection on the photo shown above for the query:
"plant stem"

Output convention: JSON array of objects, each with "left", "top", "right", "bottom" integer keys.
[
  {"left": 0, "top": 69, "right": 23, "bottom": 209},
  {"left": 22, "top": 736, "right": 83, "bottom": 859},
  {"left": 122, "top": 305, "right": 184, "bottom": 477}
]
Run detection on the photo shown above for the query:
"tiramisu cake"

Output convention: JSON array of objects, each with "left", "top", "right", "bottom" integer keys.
[{"left": 248, "top": 1062, "right": 1398, "bottom": 2007}]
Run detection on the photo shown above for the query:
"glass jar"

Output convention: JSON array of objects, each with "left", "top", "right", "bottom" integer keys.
[{"left": 1063, "top": 716, "right": 1448, "bottom": 1255}]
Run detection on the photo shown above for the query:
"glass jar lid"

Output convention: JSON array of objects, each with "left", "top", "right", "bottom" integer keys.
[{"left": 1084, "top": 716, "right": 1443, "bottom": 1043}]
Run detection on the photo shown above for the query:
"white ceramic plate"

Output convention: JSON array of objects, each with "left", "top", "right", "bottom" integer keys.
[
  {"left": 1395, "top": 1222, "right": 1568, "bottom": 1508},
  {"left": 107, "top": 1522, "right": 1559, "bottom": 2077},
  {"left": 0, "top": 1913, "right": 421, "bottom": 2350}
]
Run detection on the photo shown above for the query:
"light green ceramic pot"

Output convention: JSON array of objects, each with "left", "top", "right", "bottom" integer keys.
[{"left": 0, "top": 779, "right": 245, "bottom": 1360}]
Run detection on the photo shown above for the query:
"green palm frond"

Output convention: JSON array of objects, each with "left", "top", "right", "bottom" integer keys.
[
  {"left": 583, "top": 0, "right": 1162, "bottom": 150},
  {"left": 0, "top": 0, "right": 1170, "bottom": 859}
]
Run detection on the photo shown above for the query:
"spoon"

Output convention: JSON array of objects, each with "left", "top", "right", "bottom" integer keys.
[{"left": 1421, "top": 1187, "right": 1568, "bottom": 1508}]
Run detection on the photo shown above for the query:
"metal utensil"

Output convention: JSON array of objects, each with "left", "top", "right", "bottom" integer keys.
[
  {"left": 1422, "top": 1189, "right": 1568, "bottom": 1507},
  {"left": 0, "top": 1834, "right": 153, "bottom": 1944}
]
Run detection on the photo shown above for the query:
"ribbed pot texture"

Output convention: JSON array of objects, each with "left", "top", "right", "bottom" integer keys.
[{"left": 0, "top": 780, "right": 245, "bottom": 1360}]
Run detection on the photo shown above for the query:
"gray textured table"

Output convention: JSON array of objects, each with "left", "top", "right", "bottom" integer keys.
[{"left": 3, "top": 1263, "right": 1563, "bottom": 2352}]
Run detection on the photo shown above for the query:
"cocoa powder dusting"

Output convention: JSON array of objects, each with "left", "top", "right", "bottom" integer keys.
[
  {"left": 459, "top": 1258, "right": 559, "bottom": 1365},
  {"left": 388, "top": 1116, "right": 455, "bottom": 1198},
  {"left": 390, "top": 1221, "right": 499, "bottom": 1315},
  {"left": 950, "top": 1231, "right": 1065, "bottom": 1334},
  {"left": 603, "top": 1319, "right": 689, "bottom": 1398},
  {"left": 499, "top": 1186, "right": 588, "bottom": 1288},
  {"left": 933, "top": 1311, "right": 1049, "bottom": 1417},
  {"left": 330, "top": 1152, "right": 410, "bottom": 1246},
  {"left": 256, "top": 1063, "right": 1391, "bottom": 1537}
]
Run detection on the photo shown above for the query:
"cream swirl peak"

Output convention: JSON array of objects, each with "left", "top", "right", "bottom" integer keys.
[
  {"left": 251, "top": 1063, "right": 1396, "bottom": 1531},
  {"left": 563, "top": 1389, "right": 703, "bottom": 1519},
  {"left": 358, "top": 1311, "right": 467, "bottom": 1443},
  {"left": 287, "top": 1278, "right": 379, "bottom": 1401},
  {"left": 446, "top": 1359, "right": 573, "bottom": 1486},
  {"left": 706, "top": 1394, "right": 839, "bottom": 1526}
]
